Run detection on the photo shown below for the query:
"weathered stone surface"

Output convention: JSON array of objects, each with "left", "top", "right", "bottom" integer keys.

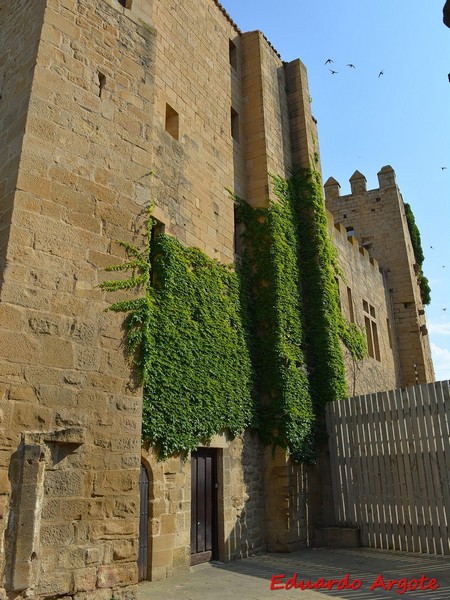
[
  {"left": 44, "top": 471, "right": 83, "bottom": 497},
  {"left": 0, "top": 0, "right": 434, "bottom": 597},
  {"left": 93, "top": 471, "right": 136, "bottom": 496}
]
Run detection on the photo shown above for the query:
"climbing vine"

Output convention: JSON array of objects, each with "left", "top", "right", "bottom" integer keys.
[
  {"left": 101, "top": 169, "right": 366, "bottom": 462},
  {"left": 235, "top": 169, "right": 366, "bottom": 459},
  {"left": 234, "top": 183, "right": 315, "bottom": 462},
  {"left": 100, "top": 214, "right": 254, "bottom": 458},
  {"left": 404, "top": 202, "right": 431, "bottom": 305}
]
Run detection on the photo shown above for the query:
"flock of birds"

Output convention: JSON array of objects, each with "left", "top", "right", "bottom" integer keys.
[
  {"left": 324, "top": 58, "right": 384, "bottom": 78},
  {"left": 429, "top": 245, "right": 447, "bottom": 305},
  {"left": 323, "top": 58, "right": 448, "bottom": 295}
]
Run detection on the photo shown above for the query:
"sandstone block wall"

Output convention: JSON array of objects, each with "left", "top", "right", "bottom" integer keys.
[
  {"left": 0, "top": 0, "right": 47, "bottom": 276},
  {"left": 141, "top": 432, "right": 266, "bottom": 581},
  {"left": 329, "top": 214, "right": 401, "bottom": 396},
  {"left": 1, "top": 0, "right": 321, "bottom": 592},
  {"left": 0, "top": 0, "right": 157, "bottom": 597},
  {"left": 325, "top": 168, "right": 434, "bottom": 386},
  {"left": 1, "top": 0, "right": 426, "bottom": 595}
]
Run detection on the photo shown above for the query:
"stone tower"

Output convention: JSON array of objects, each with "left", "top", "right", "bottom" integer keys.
[
  {"left": 0, "top": 0, "right": 435, "bottom": 597},
  {"left": 324, "top": 166, "right": 434, "bottom": 386},
  {"left": 0, "top": 0, "right": 321, "bottom": 596}
]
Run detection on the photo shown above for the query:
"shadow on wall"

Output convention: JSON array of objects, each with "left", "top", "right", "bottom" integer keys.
[{"left": 0, "top": 1, "right": 47, "bottom": 291}]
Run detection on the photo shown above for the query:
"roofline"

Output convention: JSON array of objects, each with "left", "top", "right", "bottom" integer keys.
[{"left": 213, "top": 1, "right": 282, "bottom": 59}]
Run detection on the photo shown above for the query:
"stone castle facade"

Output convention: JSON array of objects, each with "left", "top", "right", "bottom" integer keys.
[{"left": 0, "top": 0, "right": 433, "bottom": 598}]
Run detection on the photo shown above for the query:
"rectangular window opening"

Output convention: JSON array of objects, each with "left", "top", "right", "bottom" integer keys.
[
  {"left": 233, "top": 204, "right": 241, "bottom": 258},
  {"left": 151, "top": 219, "right": 165, "bottom": 242},
  {"left": 371, "top": 321, "right": 381, "bottom": 361},
  {"left": 98, "top": 72, "right": 106, "bottom": 98},
  {"left": 118, "top": 0, "right": 132, "bottom": 8},
  {"left": 165, "top": 104, "right": 179, "bottom": 140},
  {"left": 231, "top": 107, "right": 239, "bottom": 142},
  {"left": 363, "top": 299, "right": 381, "bottom": 361},
  {"left": 347, "top": 287, "right": 355, "bottom": 323},
  {"left": 365, "top": 316, "right": 374, "bottom": 359},
  {"left": 335, "top": 277, "right": 341, "bottom": 310},
  {"left": 386, "top": 318, "right": 393, "bottom": 349},
  {"left": 229, "top": 40, "right": 238, "bottom": 70},
  {"left": 150, "top": 219, "right": 165, "bottom": 287}
]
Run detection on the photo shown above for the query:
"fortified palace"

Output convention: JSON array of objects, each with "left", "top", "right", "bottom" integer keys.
[{"left": 0, "top": 0, "right": 434, "bottom": 598}]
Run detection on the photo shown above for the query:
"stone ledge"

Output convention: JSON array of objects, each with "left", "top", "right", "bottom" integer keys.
[
  {"left": 314, "top": 527, "right": 360, "bottom": 548},
  {"left": 23, "top": 427, "right": 86, "bottom": 446}
]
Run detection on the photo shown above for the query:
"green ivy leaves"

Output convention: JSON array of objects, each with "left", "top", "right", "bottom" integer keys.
[
  {"left": 404, "top": 203, "right": 431, "bottom": 305},
  {"left": 101, "top": 169, "right": 365, "bottom": 463}
]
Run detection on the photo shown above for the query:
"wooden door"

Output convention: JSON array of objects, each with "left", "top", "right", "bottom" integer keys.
[
  {"left": 190, "top": 448, "right": 218, "bottom": 565},
  {"left": 138, "top": 463, "right": 149, "bottom": 581}
]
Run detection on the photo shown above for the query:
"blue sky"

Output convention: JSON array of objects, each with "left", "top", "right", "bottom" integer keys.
[{"left": 222, "top": 0, "right": 450, "bottom": 381}]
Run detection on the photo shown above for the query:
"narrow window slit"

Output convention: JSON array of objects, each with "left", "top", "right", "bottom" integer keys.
[
  {"left": 165, "top": 104, "right": 179, "bottom": 140},
  {"left": 98, "top": 72, "right": 106, "bottom": 97}
]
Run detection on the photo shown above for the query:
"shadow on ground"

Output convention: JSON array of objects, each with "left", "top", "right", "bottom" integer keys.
[{"left": 138, "top": 547, "right": 450, "bottom": 600}]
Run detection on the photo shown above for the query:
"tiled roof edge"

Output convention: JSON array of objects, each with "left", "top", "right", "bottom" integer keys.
[{"left": 213, "top": 0, "right": 242, "bottom": 34}]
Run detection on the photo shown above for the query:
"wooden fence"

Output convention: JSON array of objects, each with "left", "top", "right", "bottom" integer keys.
[{"left": 326, "top": 380, "right": 450, "bottom": 554}]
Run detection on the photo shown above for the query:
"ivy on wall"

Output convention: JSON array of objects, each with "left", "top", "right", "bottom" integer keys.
[
  {"left": 100, "top": 217, "right": 254, "bottom": 458},
  {"left": 234, "top": 179, "right": 314, "bottom": 462},
  {"left": 236, "top": 169, "right": 365, "bottom": 457},
  {"left": 101, "top": 169, "right": 366, "bottom": 462},
  {"left": 404, "top": 202, "right": 431, "bottom": 305}
]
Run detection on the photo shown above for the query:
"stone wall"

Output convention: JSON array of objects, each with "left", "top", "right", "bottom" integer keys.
[
  {"left": 0, "top": 0, "right": 47, "bottom": 280},
  {"left": 329, "top": 214, "right": 401, "bottom": 396},
  {"left": 0, "top": 0, "right": 428, "bottom": 596},
  {"left": 142, "top": 432, "right": 266, "bottom": 581},
  {"left": 325, "top": 168, "right": 434, "bottom": 386},
  {"left": 0, "top": 0, "right": 157, "bottom": 597}
]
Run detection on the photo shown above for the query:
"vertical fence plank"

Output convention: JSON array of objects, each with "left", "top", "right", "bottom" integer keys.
[
  {"left": 327, "top": 381, "right": 450, "bottom": 555},
  {"left": 433, "top": 381, "right": 450, "bottom": 554}
]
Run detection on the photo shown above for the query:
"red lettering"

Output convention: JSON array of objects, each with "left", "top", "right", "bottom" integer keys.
[
  {"left": 408, "top": 579, "right": 418, "bottom": 591},
  {"left": 370, "top": 574, "right": 387, "bottom": 591},
  {"left": 297, "top": 579, "right": 312, "bottom": 590},
  {"left": 270, "top": 574, "right": 285, "bottom": 590},
  {"left": 337, "top": 573, "right": 351, "bottom": 590},
  {"left": 387, "top": 579, "right": 399, "bottom": 590},
  {"left": 418, "top": 575, "right": 440, "bottom": 590},
  {"left": 428, "top": 578, "right": 439, "bottom": 590},
  {"left": 284, "top": 574, "right": 297, "bottom": 590},
  {"left": 396, "top": 578, "right": 408, "bottom": 595},
  {"left": 326, "top": 579, "right": 339, "bottom": 590},
  {"left": 350, "top": 578, "right": 362, "bottom": 590}
]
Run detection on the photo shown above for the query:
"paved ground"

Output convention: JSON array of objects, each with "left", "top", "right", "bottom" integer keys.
[{"left": 138, "top": 548, "right": 450, "bottom": 600}]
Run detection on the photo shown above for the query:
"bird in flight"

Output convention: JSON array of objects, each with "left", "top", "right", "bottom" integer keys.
[
  {"left": 347, "top": 64, "right": 356, "bottom": 69},
  {"left": 442, "top": 166, "right": 447, "bottom": 170},
  {"left": 378, "top": 70, "right": 384, "bottom": 77},
  {"left": 443, "top": 308, "right": 447, "bottom": 311},
  {"left": 325, "top": 58, "right": 333, "bottom": 65},
  {"left": 430, "top": 245, "right": 434, "bottom": 249},
  {"left": 330, "top": 69, "right": 338, "bottom": 75}
]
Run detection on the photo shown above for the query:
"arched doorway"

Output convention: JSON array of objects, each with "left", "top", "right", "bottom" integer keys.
[{"left": 138, "top": 462, "right": 150, "bottom": 581}]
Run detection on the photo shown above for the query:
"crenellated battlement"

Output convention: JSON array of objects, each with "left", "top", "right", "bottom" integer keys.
[
  {"left": 324, "top": 165, "right": 397, "bottom": 200},
  {"left": 325, "top": 165, "right": 434, "bottom": 388},
  {"left": 326, "top": 210, "right": 380, "bottom": 272}
]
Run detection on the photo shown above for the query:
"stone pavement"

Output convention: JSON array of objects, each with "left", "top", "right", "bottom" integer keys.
[{"left": 138, "top": 548, "right": 450, "bottom": 600}]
